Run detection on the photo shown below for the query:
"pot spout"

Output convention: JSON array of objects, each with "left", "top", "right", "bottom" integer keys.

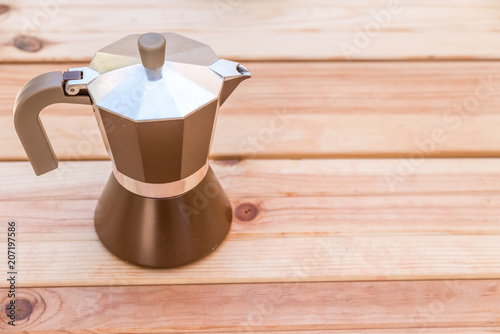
[{"left": 209, "top": 59, "right": 251, "bottom": 106}]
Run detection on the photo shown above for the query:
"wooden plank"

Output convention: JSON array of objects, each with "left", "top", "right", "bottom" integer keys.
[
  {"left": 0, "top": 1, "right": 500, "bottom": 61},
  {"left": 3, "top": 234, "right": 500, "bottom": 287},
  {"left": 4, "top": 61, "right": 500, "bottom": 117},
  {"left": 3, "top": 158, "right": 500, "bottom": 201},
  {"left": 6, "top": 113, "right": 500, "bottom": 160},
  {"left": 1, "top": 280, "right": 499, "bottom": 332},
  {"left": 4, "top": 194, "right": 500, "bottom": 242},
  {"left": 3, "top": 62, "right": 500, "bottom": 160}
]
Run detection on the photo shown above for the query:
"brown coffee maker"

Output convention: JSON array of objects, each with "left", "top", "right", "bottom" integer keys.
[{"left": 13, "top": 32, "right": 250, "bottom": 267}]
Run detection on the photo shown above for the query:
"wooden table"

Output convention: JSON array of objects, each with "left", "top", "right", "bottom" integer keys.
[{"left": 1, "top": 1, "right": 500, "bottom": 332}]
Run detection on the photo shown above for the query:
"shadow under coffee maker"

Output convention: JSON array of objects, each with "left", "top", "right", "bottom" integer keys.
[{"left": 13, "top": 32, "right": 251, "bottom": 267}]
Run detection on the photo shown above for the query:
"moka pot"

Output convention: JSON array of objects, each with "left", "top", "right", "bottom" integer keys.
[{"left": 13, "top": 32, "right": 251, "bottom": 267}]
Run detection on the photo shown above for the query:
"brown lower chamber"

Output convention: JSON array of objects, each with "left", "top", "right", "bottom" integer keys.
[{"left": 94, "top": 166, "right": 232, "bottom": 268}]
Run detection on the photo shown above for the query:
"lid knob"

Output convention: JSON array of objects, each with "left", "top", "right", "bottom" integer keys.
[{"left": 138, "top": 33, "right": 166, "bottom": 80}]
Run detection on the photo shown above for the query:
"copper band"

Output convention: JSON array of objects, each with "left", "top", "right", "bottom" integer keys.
[{"left": 112, "top": 162, "right": 209, "bottom": 198}]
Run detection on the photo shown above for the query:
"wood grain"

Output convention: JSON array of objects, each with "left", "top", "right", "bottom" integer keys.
[
  {"left": 1, "top": 280, "right": 499, "bottom": 332},
  {"left": 3, "top": 62, "right": 500, "bottom": 160},
  {"left": 1, "top": 1, "right": 500, "bottom": 61}
]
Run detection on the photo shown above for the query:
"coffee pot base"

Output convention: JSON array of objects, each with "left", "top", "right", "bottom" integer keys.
[{"left": 94, "top": 166, "right": 232, "bottom": 268}]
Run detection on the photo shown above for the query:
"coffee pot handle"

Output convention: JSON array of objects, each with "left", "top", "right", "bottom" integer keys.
[{"left": 13, "top": 71, "right": 92, "bottom": 175}]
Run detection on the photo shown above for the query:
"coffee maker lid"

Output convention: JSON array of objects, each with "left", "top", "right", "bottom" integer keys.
[{"left": 85, "top": 33, "right": 226, "bottom": 121}]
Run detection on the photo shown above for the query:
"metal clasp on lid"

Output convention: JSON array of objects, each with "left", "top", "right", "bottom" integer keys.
[{"left": 63, "top": 67, "right": 99, "bottom": 96}]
